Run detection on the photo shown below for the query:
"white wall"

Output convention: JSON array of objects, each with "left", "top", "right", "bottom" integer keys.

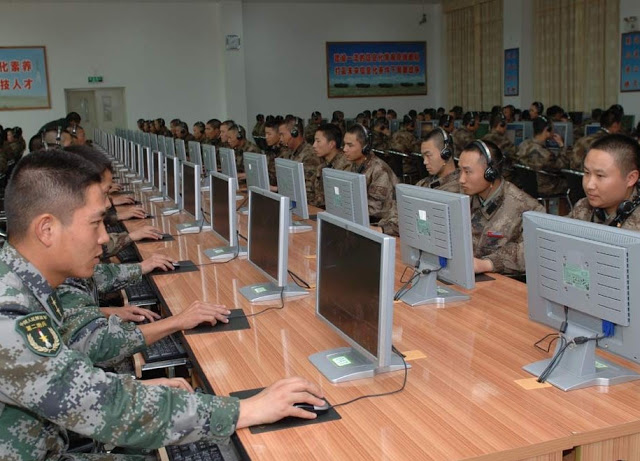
[
  {"left": 243, "top": 2, "right": 445, "bottom": 120},
  {"left": 0, "top": 2, "right": 226, "bottom": 139}
]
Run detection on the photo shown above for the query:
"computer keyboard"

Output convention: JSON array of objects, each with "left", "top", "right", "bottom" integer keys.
[
  {"left": 124, "top": 277, "right": 157, "bottom": 305},
  {"left": 165, "top": 440, "right": 224, "bottom": 461},
  {"left": 106, "top": 222, "right": 127, "bottom": 234},
  {"left": 116, "top": 245, "right": 140, "bottom": 263},
  {"left": 142, "top": 334, "right": 186, "bottom": 362}
]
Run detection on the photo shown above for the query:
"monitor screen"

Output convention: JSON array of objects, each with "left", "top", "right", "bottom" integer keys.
[
  {"left": 523, "top": 211, "right": 640, "bottom": 391},
  {"left": 243, "top": 152, "right": 270, "bottom": 190},
  {"left": 548, "top": 122, "right": 573, "bottom": 148},
  {"left": 275, "top": 157, "right": 309, "bottom": 220},
  {"left": 202, "top": 145, "right": 217, "bottom": 175},
  {"left": 181, "top": 162, "right": 200, "bottom": 219},
  {"left": 585, "top": 124, "right": 601, "bottom": 136},
  {"left": 211, "top": 172, "right": 232, "bottom": 245},
  {"left": 396, "top": 184, "right": 474, "bottom": 306},
  {"left": 622, "top": 114, "right": 635, "bottom": 133},
  {"left": 474, "top": 121, "right": 490, "bottom": 139},
  {"left": 506, "top": 122, "right": 533, "bottom": 147},
  {"left": 322, "top": 168, "right": 369, "bottom": 227}
]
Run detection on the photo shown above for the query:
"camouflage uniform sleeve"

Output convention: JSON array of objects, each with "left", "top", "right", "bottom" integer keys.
[
  {"left": 104, "top": 206, "right": 120, "bottom": 227},
  {"left": 102, "top": 232, "right": 133, "bottom": 259},
  {"left": 310, "top": 164, "right": 326, "bottom": 208},
  {"left": 377, "top": 202, "right": 399, "bottom": 236},
  {"left": 367, "top": 161, "right": 396, "bottom": 222},
  {"left": 0, "top": 311, "right": 239, "bottom": 448},
  {"left": 93, "top": 263, "right": 142, "bottom": 294},
  {"left": 300, "top": 149, "right": 321, "bottom": 205}
]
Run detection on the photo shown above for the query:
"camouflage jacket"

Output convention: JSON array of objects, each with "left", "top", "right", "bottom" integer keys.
[
  {"left": 568, "top": 195, "right": 640, "bottom": 231},
  {"left": 345, "top": 155, "right": 399, "bottom": 235},
  {"left": 371, "top": 131, "right": 391, "bottom": 153},
  {"left": 201, "top": 137, "right": 222, "bottom": 148},
  {"left": 103, "top": 204, "right": 120, "bottom": 227},
  {"left": 567, "top": 128, "right": 608, "bottom": 170},
  {"left": 103, "top": 231, "right": 133, "bottom": 259},
  {"left": 234, "top": 140, "right": 261, "bottom": 174},
  {"left": 470, "top": 180, "right": 545, "bottom": 275},
  {"left": 290, "top": 141, "right": 321, "bottom": 205},
  {"left": 482, "top": 130, "right": 516, "bottom": 160},
  {"left": 310, "top": 151, "right": 350, "bottom": 208},
  {"left": 514, "top": 138, "right": 568, "bottom": 195},
  {"left": 452, "top": 128, "right": 476, "bottom": 157},
  {"left": 390, "top": 130, "right": 420, "bottom": 177},
  {"left": 304, "top": 122, "right": 320, "bottom": 144},
  {"left": 415, "top": 168, "right": 461, "bottom": 193},
  {"left": 252, "top": 122, "right": 265, "bottom": 138},
  {"left": 0, "top": 244, "right": 239, "bottom": 460},
  {"left": 264, "top": 145, "right": 286, "bottom": 187}
]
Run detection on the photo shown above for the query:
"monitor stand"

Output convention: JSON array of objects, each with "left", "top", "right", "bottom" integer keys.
[
  {"left": 139, "top": 183, "right": 153, "bottom": 191},
  {"left": 148, "top": 194, "right": 167, "bottom": 202},
  {"left": 289, "top": 211, "right": 312, "bottom": 234},
  {"left": 204, "top": 245, "right": 247, "bottom": 261},
  {"left": 239, "top": 282, "right": 308, "bottom": 303},
  {"left": 400, "top": 261, "right": 469, "bottom": 306},
  {"left": 176, "top": 218, "right": 212, "bottom": 234},
  {"left": 309, "top": 347, "right": 408, "bottom": 383},
  {"left": 523, "top": 323, "right": 640, "bottom": 391},
  {"left": 161, "top": 205, "right": 180, "bottom": 216},
  {"left": 201, "top": 176, "right": 211, "bottom": 192}
]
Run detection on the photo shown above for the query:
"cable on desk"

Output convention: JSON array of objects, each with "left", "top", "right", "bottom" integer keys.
[
  {"left": 537, "top": 334, "right": 605, "bottom": 383},
  {"left": 287, "top": 270, "right": 310, "bottom": 289},
  {"left": 191, "top": 231, "right": 243, "bottom": 266},
  {"left": 236, "top": 196, "right": 248, "bottom": 212},
  {"left": 227, "top": 286, "right": 286, "bottom": 320},
  {"left": 238, "top": 232, "right": 247, "bottom": 242},
  {"left": 328, "top": 345, "right": 408, "bottom": 410}
]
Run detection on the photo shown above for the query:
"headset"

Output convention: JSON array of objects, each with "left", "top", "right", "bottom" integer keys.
[
  {"left": 55, "top": 126, "right": 62, "bottom": 146},
  {"left": 497, "top": 112, "right": 506, "bottom": 128},
  {"left": 290, "top": 117, "right": 301, "bottom": 138},
  {"left": 437, "top": 127, "right": 453, "bottom": 161},
  {"left": 473, "top": 140, "right": 499, "bottom": 182},
  {"left": 463, "top": 111, "right": 478, "bottom": 128},
  {"left": 354, "top": 124, "right": 373, "bottom": 174},
  {"left": 235, "top": 125, "right": 246, "bottom": 140},
  {"left": 440, "top": 114, "right": 453, "bottom": 129},
  {"left": 531, "top": 101, "right": 544, "bottom": 117},
  {"left": 593, "top": 193, "right": 640, "bottom": 227}
]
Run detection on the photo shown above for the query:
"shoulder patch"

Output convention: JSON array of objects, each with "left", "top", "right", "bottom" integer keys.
[{"left": 15, "top": 313, "right": 62, "bottom": 357}]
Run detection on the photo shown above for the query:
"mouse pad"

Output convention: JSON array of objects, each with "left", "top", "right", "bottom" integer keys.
[
  {"left": 439, "top": 273, "right": 494, "bottom": 286},
  {"left": 138, "top": 215, "right": 155, "bottom": 220},
  {"left": 138, "top": 234, "right": 175, "bottom": 243},
  {"left": 149, "top": 260, "right": 199, "bottom": 276},
  {"left": 229, "top": 388, "right": 341, "bottom": 434},
  {"left": 184, "top": 309, "right": 250, "bottom": 335}
]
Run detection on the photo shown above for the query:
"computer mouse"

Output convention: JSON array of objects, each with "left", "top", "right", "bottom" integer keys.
[
  {"left": 293, "top": 401, "right": 330, "bottom": 414},
  {"left": 172, "top": 262, "right": 180, "bottom": 267}
]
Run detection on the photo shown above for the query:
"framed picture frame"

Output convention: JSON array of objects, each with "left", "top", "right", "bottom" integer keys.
[
  {"left": 504, "top": 48, "right": 519, "bottom": 97},
  {"left": 326, "top": 41, "right": 427, "bottom": 98},
  {"left": 0, "top": 46, "right": 51, "bottom": 111},
  {"left": 621, "top": 32, "right": 640, "bottom": 92}
]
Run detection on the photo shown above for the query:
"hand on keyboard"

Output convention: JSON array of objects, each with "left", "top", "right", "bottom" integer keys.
[
  {"left": 139, "top": 377, "right": 193, "bottom": 392},
  {"left": 175, "top": 301, "right": 231, "bottom": 331},
  {"left": 140, "top": 254, "right": 177, "bottom": 274},
  {"left": 129, "top": 226, "right": 163, "bottom": 242},
  {"left": 111, "top": 194, "right": 136, "bottom": 206},
  {"left": 101, "top": 306, "right": 160, "bottom": 323}
]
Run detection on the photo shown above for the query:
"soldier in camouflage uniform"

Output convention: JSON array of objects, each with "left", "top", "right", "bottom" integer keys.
[
  {"left": 219, "top": 120, "right": 236, "bottom": 150},
  {"left": 371, "top": 117, "right": 394, "bottom": 172},
  {"left": 415, "top": 128, "right": 460, "bottom": 193},
  {"left": 310, "top": 124, "right": 350, "bottom": 208},
  {"left": 226, "top": 125, "right": 261, "bottom": 175},
  {"left": 390, "top": 117, "right": 420, "bottom": 183},
  {"left": 482, "top": 112, "right": 516, "bottom": 181},
  {"left": 278, "top": 117, "right": 321, "bottom": 204},
  {"left": 264, "top": 119, "right": 287, "bottom": 186},
  {"left": 343, "top": 125, "right": 399, "bottom": 235},
  {"left": 304, "top": 111, "right": 322, "bottom": 144},
  {"left": 567, "top": 109, "right": 622, "bottom": 170},
  {"left": 154, "top": 118, "right": 172, "bottom": 138},
  {"left": 202, "top": 119, "right": 222, "bottom": 148},
  {"left": 452, "top": 111, "right": 480, "bottom": 158},
  {"left": 568, "top": 134, "right": 640, "bottom": 231},
  {"left": 0, "top": 149, "right": 328, "bottom": 460},
  {"left": 458, "top": 140, "right": 545, "bottom": 276},
  {"left": 252, "top": 114, "right": 265, "bottom": 139}
]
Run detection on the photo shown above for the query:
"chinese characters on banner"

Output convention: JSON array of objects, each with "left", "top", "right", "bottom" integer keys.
[
  {"left": 326, "top": 42, "right": 427, "bottom": 98},
  {"left": 504, "top": 48, "right": 519, "bottom": 97},
  {"left": 621, "top": 32, "right": 640, "bottom": 92},
  {"left": 0, "top": 47, "right": 51, "bottom": 110}
]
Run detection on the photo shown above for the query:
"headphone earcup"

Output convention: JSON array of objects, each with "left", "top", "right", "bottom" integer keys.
[
  {"left": 484, "top": 167, "right": 498, "bottom": 183},
  {"left": 440, "top": 147, "right": 452, "bottom": 161},
  {"left": 594, "top": 207, "right": 606, "bottom": 221}
]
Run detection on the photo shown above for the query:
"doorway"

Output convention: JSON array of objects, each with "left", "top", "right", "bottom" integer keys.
[{"left": 65, "top": 87, "right": 127, "bottom": 138}]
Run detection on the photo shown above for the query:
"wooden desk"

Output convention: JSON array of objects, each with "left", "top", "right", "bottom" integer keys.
[{"left": 120, "top": 188, "right": 640, "bottom": 461}]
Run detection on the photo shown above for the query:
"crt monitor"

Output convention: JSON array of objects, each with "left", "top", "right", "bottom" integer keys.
[
  {"left": 309, "top": 211, "right": 406, "bottom": 383},
  {"left": 547, "top": 121, "right": 573, "bottom": 148},
  {"left": 474, "top": 121, "right": 490, "bottom": 139},
  {"left": 395, "top": 184, "right": 475, "bottom": 306},
  {"left": 389, "top": 119, "right": 400, "bottom": 135},
  {"left": 275, "top": 157, "right": 311, "bottom": 233},
  {"left": 203, "top": 172, "right": 247, "bottom": 261},
  {"left": 176, "top": 161, "right": 203, "bottom": 234},
  {"left": 238, "top": 187, "right": 308, "bottom": 303},
  {"left": 506, "top": 122, "right": 533, "bottom": 147},
  {"left": 585, "top": 124, "right": 601, "bottom": 136},
  {"left": 219, "top": 147, "right": 239, "bottom": 191},
  {"left": 188, "top": 141, "right": 203, "bottom": 166},
  {"left": 202, "top": 145, "right": 217, "bottom": 175},
  {"left": 522, "top": 211, "right": 640, "bottom": 391},
  {"left": 243, "top": 152, "right": 270, "bottom": 190},
  {"left": 322, "top": 168, "right": 369, "bottom": 227}
]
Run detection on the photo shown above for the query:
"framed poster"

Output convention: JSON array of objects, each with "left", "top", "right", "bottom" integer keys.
[
  {"left": 621, "top": 32, "right": 640, "bottom": 92},
  {"left": 326, "top": 41, "right": 427, "bottom": 98},
  {"left": 0, "top": 46, "right": 51, "bottom": 110},
  {"left": 504, "top": 48, "right": 519, "bottom": 97}
]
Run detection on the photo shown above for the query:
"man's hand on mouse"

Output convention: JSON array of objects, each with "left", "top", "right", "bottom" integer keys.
[
  {"left": 175, "top": 301, "right": 231, "bottom": 331},
  {"left": 117, "top": 207, "right": 148, "bottom": 221},
  {"left": 140, "top": 253, "right": 177, "bottom": 274},
  {"left": 236, "top": 377, "right": 326, "bottom": 428},
  {"left": 128, "top": 226, "right": 163, "bottom": 242},
  {"left": 111, "top": 194, "right": 136, "bottom": 206}
]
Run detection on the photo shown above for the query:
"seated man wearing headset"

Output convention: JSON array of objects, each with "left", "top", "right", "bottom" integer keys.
[
  {"left": 458, "top": 140, "right": 544, "bottom": 276},
  {"left": 226, "top": 124, "right": 261, "bottom": 178},
  {"left": 568, "top": 134, "right": 640, "bottom": 230}
]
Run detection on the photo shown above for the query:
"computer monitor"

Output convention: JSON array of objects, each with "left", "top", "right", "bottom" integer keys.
[
  {"left": 584, "top": 123, "right": 601, "bottom": 136},
  {"left": 239, "top": 187, "right": 308, "bottom": 302},
  {"left": 506, "top": 122, "right": 533, "bottom": 147},
  {"left": 139, "top": 146, "right": 153, "bottom": 190},
  {"left": 275, "top": 157, "right": 312, "bottom": 233},
  {"left": 202, "top": 145, "right": 217, "bottom": 175},
  {"left": 219, "top": 147, "right": 239, "bottom": 191},
  {"left": 176, "top": 161, "right": 204, "bottom": 234},
  {"left": 143, "top": 132, "right": 151, "bottom": 149},
  {"left": 162, "top": 154, "right": 180, "bottom": 215},
  {"left": 158, "top": 135, "right": 167, "bottom": 155},
  {"left": 547, "top": 121, "right": 573, "bottom": 148},
  {"left": 395, "top": 184, "right": 475, "bottom": 306},
  {"left": 622, "top": 114, "right": 635, "bottom": 133},
  {"left": 416, "top": 120, "right": 437, "bottom": 140},
  {"left": 175, "top": 139, "right": 187, "bottom": 162},
  {"left": 522, "top": 211, "right": 640, "bottom": 391},
  {"left": 165, "top": 137, "right": 176, "bottom": 158},
  {"left": 322, "top": 168, "right": 369, "bottom": 227},
  {"left": 203, "top": 172, "right": 247, "bottom": 261},
  {"left": 453, "top": 119, "right": 463, "bottom": 129},
  {"left": 188, "top": 141, "right": 203, "bottom": 166},
  {"left": 389, "top": 119, "right": 400, "bottom": 135},
  {"left": 150, "top": 133, "right": 159, "bottom": 152},
  {"left": 309, "top": 211, "right": 406, "bottom": 383},
  {"left": 243, "top": 152, "right": 270, "bottom": 190},
  {"left": 474, "top": 121, "right": 490, "bottom": 139},
  {"left": 149, "top": 150, "right": 166, "bottom": 202}
]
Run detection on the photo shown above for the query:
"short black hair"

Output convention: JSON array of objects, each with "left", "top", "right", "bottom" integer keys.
[
  {"left": 264, "top": 119, "right": 280, "bottom": 131},
  {"left": 422, "top": 128, "right": 448, "bottom": 152},
  {"left": 463, "top": 111, "right": 478, "bottom": 127},
  {"left": 66, "top": 112, "right": 81, "bottom": 123},
  {"left": 6, "top": 150, "right": 102, "bottom": 242},
  {"left": 590, "top": 134, "right": 640, "bottom": 176},
  {"left": 533, "top": 116, "right": 552, "bottom": 136},
  {"left": 462, "top": 140, "right": 504, "bottom": 178},
  {"left": 64, "top": 145, "right": 113, "bottom": 174},
  {"left": 489, "top": 112, "right": 507, "bottom": 129},
  {"left": 221, "top": 119, "right": 236, "bottom": 128},
  {"left": 531, "top": 101, "right": 544, "bottom": 114},
  {"left": 315, "top": 123, "right": 343, "bottom": 149},
  {"left": 206, "top": 119, "right": 221, "bottom": 129},
  {"left": 439, "top": 114, "right": 453, "bottom": 128},
  {"left": 29, "top": 134, "right": 43, "bottom": 153},
  {"left": 600, "top": 109, "right": 622, "bottom": 129},
  {"left": 193, "top": 121, "right": 205, "bottom": 132}
]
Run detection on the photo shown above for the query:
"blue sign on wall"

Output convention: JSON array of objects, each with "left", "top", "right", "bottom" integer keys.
[
  {"left": 621, "top": 32, "right": 640, "bottom": 92},
  {"left": 504, "top": 48, "right": 519, "bottom": 97},
  {"left": 0, "top": 46, "right": 51, "bottom": 110}
]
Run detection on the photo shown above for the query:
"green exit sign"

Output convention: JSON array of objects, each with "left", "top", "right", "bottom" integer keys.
[{"left": 88, "top": 76, "right": 103, "bottom": 83}]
